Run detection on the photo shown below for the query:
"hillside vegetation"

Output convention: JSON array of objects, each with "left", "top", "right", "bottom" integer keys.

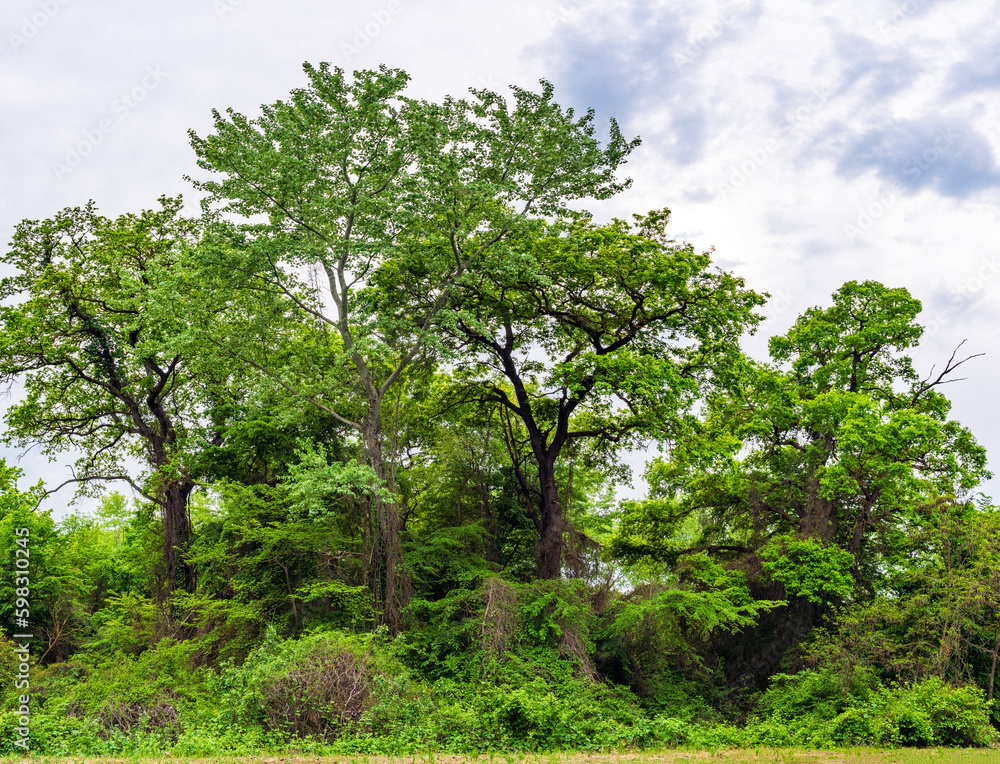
[{"left": 0, "top": 64, "right": 996, "bottom": 755}]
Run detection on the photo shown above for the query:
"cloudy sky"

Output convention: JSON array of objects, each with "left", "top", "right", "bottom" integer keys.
[{"left": 2, "top": 0, "right": 998, "bottom": 513}]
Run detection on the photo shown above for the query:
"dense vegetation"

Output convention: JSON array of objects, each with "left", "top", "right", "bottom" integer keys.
[{"left": 0, "top": 64, "right": 997, "bottom": 755}]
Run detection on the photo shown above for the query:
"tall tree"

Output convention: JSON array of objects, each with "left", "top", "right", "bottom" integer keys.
[
  {"left": 186, "top": 63, "right": 638, "bottom": 625},
  {"left": 431, "top": 211, "right": 765, "bottom": 578},
  {"left": 614, "top": 281, "right": 991, "bottom": 689},
  {"left": 0, "top": 197, "right": 221, "bottom": 595}
]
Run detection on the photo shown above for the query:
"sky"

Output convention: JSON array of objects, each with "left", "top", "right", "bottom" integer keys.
[{"left": 1, "top": 0, "right": 998, "bottom": 515}]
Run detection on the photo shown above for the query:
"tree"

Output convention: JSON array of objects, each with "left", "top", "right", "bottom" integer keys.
[
  {"left": 613, "top": 280, "right": 991, "bottom": 690},
  {"left": 186, "top": 63, "right": 638, "bottom": 625},
  {"left": 803, "top": 498, "right": 1000, "bottom": 705},
  {"left": 0, "top": 197, "right": 222, "bottom": 595},
  {"left": 432, "top": 211, "right": 764, "bottom": 578}
]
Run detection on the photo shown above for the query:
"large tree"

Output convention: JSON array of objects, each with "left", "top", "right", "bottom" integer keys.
[
  {"left": 623, "top": 281, "right": 989, "bottom": 565},
  {"left": 0, "top": 197, "right": 223, "bottom": 595},
  {"left": 614, "top": 280, "right": 991, "bottom": 689},
  {"left": 186, "top": 63, "right": 638, "bottom": 625},
  {"left": 426, "top": 211, "right": 765, "bottom": 578}
]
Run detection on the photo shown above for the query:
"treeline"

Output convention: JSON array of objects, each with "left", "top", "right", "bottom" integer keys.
[{"left": 0, "top": 63, "right": 997, "bottom": 754}]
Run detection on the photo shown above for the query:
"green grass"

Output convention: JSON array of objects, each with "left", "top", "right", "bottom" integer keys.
[{"left": 13, "top": 748, "right": 1000, "bottom": 764}]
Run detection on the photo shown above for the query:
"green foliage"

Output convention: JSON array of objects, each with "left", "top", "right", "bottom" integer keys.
[
  {"left": 0, "top": 638, "right": 210, "bottom": 754},
  {"left": 0, "top": 636, "right": 20, "bottom": 703},
  {"left": 753, "top": 668, "right": 996, "bottom": 747},
  {"left": 2, "top": 63, "right": 1000, "bottom": 756},
  {"left": 611, "top": 556, "right": 782, "bottom": 642},
  {"left": 282, "top": 441, "right": 389, "bottom": 518},
  {"left": 212, "top": 626, "right": 388, "bottom": 740},
  {"left": 404, "top": 525, "right": 496, "bottom": 597},
  {"left": 348, "top": 675, "right": 649, "bottom": 752},
  {"left": 758, "top": 535, "right": 855, "bottom": 604},
  {"left": 0, "top": 471, "right": 95, "bottom": 663}
]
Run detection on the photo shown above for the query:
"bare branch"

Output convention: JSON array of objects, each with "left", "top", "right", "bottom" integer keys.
[
  {"left": 911, "top": 340, "right": 985, "bottom": 406},
  {"left": 37, "top": 472, "right": 158, "bottom": 507}
]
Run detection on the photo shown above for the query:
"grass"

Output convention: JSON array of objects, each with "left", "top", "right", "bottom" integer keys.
[{"left": 10, "top": 749, "right": 1000, "bottom": 764}]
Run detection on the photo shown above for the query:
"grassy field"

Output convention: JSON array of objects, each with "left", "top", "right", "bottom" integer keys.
[{"left": 12, "top": 749, "right": 1000, "bottom": 764}]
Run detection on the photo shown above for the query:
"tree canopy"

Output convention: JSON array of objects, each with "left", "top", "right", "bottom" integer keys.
[
  {"left": 0, "top": 197, "right": 227, "bottom": 594},
  {"left": 0, "top": 64, "right": 996, "bottom": 755}
]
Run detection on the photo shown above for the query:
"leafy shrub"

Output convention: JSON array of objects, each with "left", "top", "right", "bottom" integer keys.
[
  {"left": 685, "top": 723, "right": 747, "bottom": 748},
  {"left": 827, "top": 695, "right": 898, "bottom": 746},
  {"left": 754, "top": 668, "right": 996, "bottom": 748},
  {"left": 260, "top": 638, "right": 373, "bottom": 737},
  {"left": 898, "top": 676, "right": 995, "bottom": 746},
  {"left": 757, "top": 665, "right": 876, "bottom": 723},
  {"left": 30, "top": 637, "right": 210, "bottom": 743},
  {"left": 743, "top": 717, "right": 796, "bottom": 746},
  {"left": 213, "top": 626, "right": 388, "bottom": 741}
]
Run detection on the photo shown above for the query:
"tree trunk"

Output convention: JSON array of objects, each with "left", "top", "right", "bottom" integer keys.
[
  {"left": 987, "top": 622, "right": 1000, "bottom": 702},
  {"left": 537, "top": 457, "right": 564, "bottom": 579},
  {"left": 362, "top": 406, "right": 409, "bottom": 632},
  {"left": 161, "top": 480, "right": 196, "bottom": 594}
]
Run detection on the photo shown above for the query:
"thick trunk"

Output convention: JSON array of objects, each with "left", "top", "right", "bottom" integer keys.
[
  {"left": 537, "top": 457, "right": 564, "bottom": 579},
  {"left": 161, "top": 480, "right": 195, "bottom": 594},
  {"left": 141, "top": 356, "right": 198, "bottom": 597},
  {"left": 799, "top": 474, "right": 835, "bottom": 541},
  {"left": 362, "top": 406, "right": 409, "bottom": 632}
]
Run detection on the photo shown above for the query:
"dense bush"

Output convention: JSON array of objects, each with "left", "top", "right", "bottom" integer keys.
[
  {"left": 752, "top": 668, "right": 997, "bottom": 747},
  {"left": 0, "top": 638, "right": 212, "bottom": 755},
  {"left": 212, "top": 627, "right": 387, "bottom": 740}
]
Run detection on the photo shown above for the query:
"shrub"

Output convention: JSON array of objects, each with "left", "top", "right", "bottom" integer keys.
[
  {"left": 260, "top": 637, "right": 373, "bottom": 737},
  {"left": 754, "top": 667, "right": 996, "bottom": 748},
  {"left": 213, "top": 626, "right": 388, "bottom": 741},
  {"left": 27, "top": 637, "right": 210, "bottom": 744},
  {"left": 898, "top": 676, "right": 996, "bottom": 747},
  {"left": 827, "top": 698, "right": 898, "bottom": 746}
]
